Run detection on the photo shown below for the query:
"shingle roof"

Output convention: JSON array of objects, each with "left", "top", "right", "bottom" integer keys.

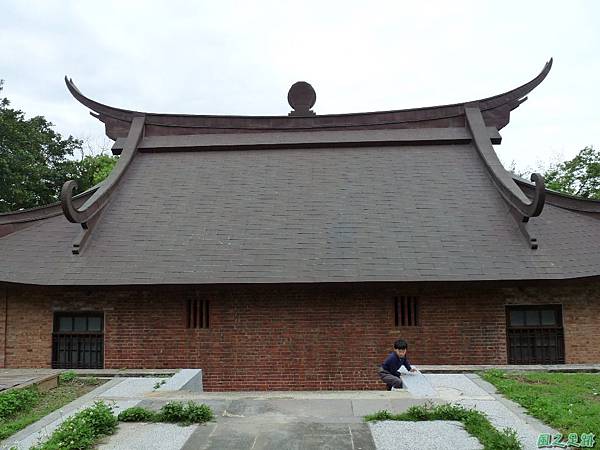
[
  {"left": 1, "top": 142, "right": 599, "bottom": 285},
  {"left": 3, "top": 59, "right": 600, "bottom": 285}
]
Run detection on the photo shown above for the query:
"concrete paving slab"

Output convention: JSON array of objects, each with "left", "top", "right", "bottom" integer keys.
[
  {"left": 225, "top": 399, "right": 279, "bottom": 416},
  {"left": 253, "top": 422, "right": 355, "bottom": 450},
  {"left": 425, "top": 374, "right": 493, "bottom": 400},
  {"left": 369, "top": 420, "right": 483, "bottom": 450},
  {"left": 348, "top": 423, "right": 377, "bottom": 450},
  {"left": 180, "top": 423, "right": 218, "bottom": 450},
  {"left": 97, "top": 422, "right": 197, "bottom": 450},
  {"left": 266, "top": 399, "right": 354, "bottom": 418},
  {"left": 350, "top": 399, "right": 393, "bottom": 417},
  {"left": 99, "top": 377, "right": 164, "bottom": 398}
]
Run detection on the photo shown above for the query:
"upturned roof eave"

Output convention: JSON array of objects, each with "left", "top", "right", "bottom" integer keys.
[{"left": 64, "top": 59, "right": 552, "bottom": 136}]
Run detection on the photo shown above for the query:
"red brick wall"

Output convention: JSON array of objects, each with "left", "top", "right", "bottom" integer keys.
[{"left": 1, "top": 281, "right": 599, "bottom": 390}]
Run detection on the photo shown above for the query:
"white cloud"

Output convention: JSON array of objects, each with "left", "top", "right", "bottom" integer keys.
[{"left": 1, "top": 0, "right": 598, "bottom": 168}]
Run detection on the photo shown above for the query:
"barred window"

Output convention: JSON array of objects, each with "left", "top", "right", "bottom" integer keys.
[
  {"left": 394, "top": 296, "right": 419, "bottom": 326},
  {"left": 186, "top": 298, "right": 209, "bottom": 329}
]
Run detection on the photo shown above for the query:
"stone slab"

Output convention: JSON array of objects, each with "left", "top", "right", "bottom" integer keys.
[
  {"left": 99, "top": 377, "right": 164, "bottom": 398},
  {"left": 158, "top": 369, "right": 202, "bottom": 392},
  {"left": 424, "top": 374, "right": 493, "bottom": 400},
  {"left": 369, "top": 420, "right": 483, "bottom": 450},
  {"left": 266, "top": 399, "right": 354, "bottom": 418},
  {"left": 98, "top": 422, "right": 197, "bottom": 450}
]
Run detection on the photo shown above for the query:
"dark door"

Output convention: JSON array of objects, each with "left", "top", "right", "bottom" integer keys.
[
  {"left": 52, "top": 313, "right": 104, "bottom": 369},
  {"left": 506, "top": 305, "right": 565, "bottom": 364}
]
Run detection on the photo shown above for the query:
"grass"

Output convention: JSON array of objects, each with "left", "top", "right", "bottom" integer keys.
[
  {"left": 365, "top": 403, "right": 522, "bottom": 450},
  {"left": 0, "top": 376, "right": 105, "bottom": 440},
  {"left": 481, "top": 369, "right": 600, "bottom": 441}
]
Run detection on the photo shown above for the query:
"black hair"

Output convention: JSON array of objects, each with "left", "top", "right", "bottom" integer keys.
[{"left": 394, "top": 339, "right": 408, "bottom": 350}]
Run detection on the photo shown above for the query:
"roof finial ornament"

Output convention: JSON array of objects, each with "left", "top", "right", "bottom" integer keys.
[{"left": 288, "top": 81, "right": 316, "bottom": 116}]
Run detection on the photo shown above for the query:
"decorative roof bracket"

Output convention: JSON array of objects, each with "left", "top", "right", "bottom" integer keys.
[
  {"left": 61, "top": 115, "right": 145, "bottom": 254},
  {"left": 465, "top": 106, "right": 545, "bottom": 249}
]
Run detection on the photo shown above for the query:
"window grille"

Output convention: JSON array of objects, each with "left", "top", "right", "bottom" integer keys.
[
  {"left": 186, "top": 298, "right": 209, "bottom": 329},
  {"left": 394, "top": 296, "right": 419, "bottom": 326}
]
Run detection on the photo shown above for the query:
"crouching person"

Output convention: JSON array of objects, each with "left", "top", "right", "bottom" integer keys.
[{"left": 379, "top": 339, "right": 416, "bottom": 391}]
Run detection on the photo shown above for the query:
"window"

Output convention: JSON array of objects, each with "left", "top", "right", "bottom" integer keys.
[
  {"left": 394, "top": 296, "right": 419, "bottom": 326},
  {"left": 52, "top": 313, "right": 104, "bottom": 369},
  {"left": 508, "top": 306, "right": 560, "bottom": 328},
  {"left": 186, "top": 298, "right": 209, "bottom": 329},
  {"left": 506, "top": 305, "right": 564, "bottom": 364}
]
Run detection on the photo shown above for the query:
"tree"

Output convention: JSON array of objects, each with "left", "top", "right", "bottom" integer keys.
[
  {"left": 0, "top": 80, "right": 117, "bottom": 213},
  {"left": 543, "top": 146, "right": 600, "bottom": 199}
]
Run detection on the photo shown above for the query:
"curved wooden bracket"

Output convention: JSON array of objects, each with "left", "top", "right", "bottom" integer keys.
[
  {"left": 61, "top": 116, "right": 145, "bottom": 253},
  {"left": 513, "top": 175, "right": 600, "bottom": 214},
  {"left": 465, "top": 106, "right": 545, "bottom": 218},
  {"left": 465, "top": 106, "right": 545, "bottom": 249}
]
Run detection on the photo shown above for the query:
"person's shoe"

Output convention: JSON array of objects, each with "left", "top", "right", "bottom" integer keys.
[{"left": 391, "top": 386, "right": 403, "bottom": 391}]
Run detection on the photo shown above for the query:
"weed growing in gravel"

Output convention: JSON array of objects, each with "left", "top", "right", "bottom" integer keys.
[
  {"left": 30, "top": 401, "right": 117, "bottom": 450},
  {"left": 117, "top": 406, "right": 157, "bottom": 422},
  {"left": 118, "top": 401, "right": 214, "bottom": 425},
  {"left": 153, "top": 379, "right": 166, "bottom": 390},
  {"left": 59, "top": 371, "right": 77, "bottom": 383},
  {"left": 365, "top": 403, "right": 522, "bottom": 450}
]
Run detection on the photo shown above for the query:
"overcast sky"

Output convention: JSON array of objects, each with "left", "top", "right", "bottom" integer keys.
[{"left": 2, "top": 1, "right": 599, "bottom": 171}]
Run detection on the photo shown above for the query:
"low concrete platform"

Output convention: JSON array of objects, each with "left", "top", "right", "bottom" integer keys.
[
  {"left": 1, "top": 369, "right": 579, "bottom": 449},
  {"left": 417, "top": 363, "right": 600, "bottom": 373},
  {"left": 0, "top": 369, "right": 61, "bottom": 392}
]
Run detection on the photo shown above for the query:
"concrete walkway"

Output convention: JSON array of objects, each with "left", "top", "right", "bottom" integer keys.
[{"left": 3, "top": 374, "right": 558, "bottom": 450}]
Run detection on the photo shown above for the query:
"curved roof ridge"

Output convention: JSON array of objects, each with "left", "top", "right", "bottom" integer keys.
[{"left": 65, "top": 59, "right": 552, "bottom": 139}]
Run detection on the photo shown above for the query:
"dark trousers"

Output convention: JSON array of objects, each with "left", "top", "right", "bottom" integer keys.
[{"left": 378, "top": 368, "right": 402, "bottom": 390}]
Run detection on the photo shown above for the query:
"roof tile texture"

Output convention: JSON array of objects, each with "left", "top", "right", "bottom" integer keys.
[{"left": 1, "top": 143, "right": 600, "bottom": 285}]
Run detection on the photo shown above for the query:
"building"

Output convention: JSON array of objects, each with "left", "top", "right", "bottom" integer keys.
[{"left": 1, "top": 59, "right": 599, "bottom": 391}]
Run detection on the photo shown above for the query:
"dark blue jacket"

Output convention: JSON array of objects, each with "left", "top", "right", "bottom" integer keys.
[{"left": 381, "top": 351, "right": 412, "bottom": 375}]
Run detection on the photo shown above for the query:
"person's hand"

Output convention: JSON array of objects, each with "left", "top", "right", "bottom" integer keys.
[{"left": 410, "top": 368, "right": 417, "bottom": 372}]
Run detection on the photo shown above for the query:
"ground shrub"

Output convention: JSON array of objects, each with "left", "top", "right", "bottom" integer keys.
[
  {"left": 117, "top": 406, "right": 157, "bottom": 422},
  {"left": 365, "top": 403, "right": 522, "bottom": 450},
  {"left": 157, "top": 401, "right": 187, "bottom": 422},
  {"left": 181, "top": 402, "right": 214, "bottom": 423},
  {"left": 59, "top": 371, "right": 77, "bottom": 383},
  {"left": 0, "top": 388, "right": 39, "bottom": 420},
  {"left": 30, "top": 401, "right": 117, "bottom": 450},
  {"left": 78, "top": 376, "right": 99, "bottom": 386},
  {"left": 156, "top": 401, "right": 214, "bottom": 424}
]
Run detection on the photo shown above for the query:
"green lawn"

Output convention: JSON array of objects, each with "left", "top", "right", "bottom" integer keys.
[
  {"left": 0, "top": 377, "right": 106, "bottom": 440},
  {"left": 481, "top": 370, "right": 600, "bottom": 445}
]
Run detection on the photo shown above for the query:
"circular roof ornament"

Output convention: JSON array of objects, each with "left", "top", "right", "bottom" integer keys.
[{"left": 288, "top": 81, "right": 316, "bottom": 116}]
